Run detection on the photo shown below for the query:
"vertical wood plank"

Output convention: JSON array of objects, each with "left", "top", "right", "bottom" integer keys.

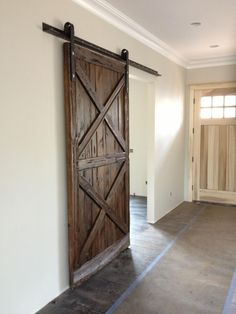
[
  {"left": 63, "top": 44, "right": 77, "bottom": 285},
  {"left": 207, "top": 126, "right": 219, "bottom": 190},
  {"left": 227, "top": 126, "right": 236, "bottom": 192},
  {"left": 218, "top": 125, "right": 227, "bottom": 191},
  {"left": 124, "top": 88, "right": 130, "bottom": 229},
  {"left": 200, "top": 125, "right": 208, "bottom": 189}
]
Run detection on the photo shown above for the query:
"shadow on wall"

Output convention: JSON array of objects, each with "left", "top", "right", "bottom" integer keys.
[{"left": 52, "top": 37, "right": 69, "bottom": 290}]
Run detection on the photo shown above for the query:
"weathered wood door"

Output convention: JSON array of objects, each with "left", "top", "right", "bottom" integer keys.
[
  {"left": 193, "top": 85, "right": 236, "bottom": 204},
  {"left": 64, "top": 43, "right": 130, "bottom": 286}
]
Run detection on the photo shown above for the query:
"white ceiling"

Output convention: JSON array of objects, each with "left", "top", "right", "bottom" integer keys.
[
  {"left": 74, "top": 0, "right": 236, "bottom": 68},
  {"left": 106, "top": 0, "right": 236, "bottom": 62}
]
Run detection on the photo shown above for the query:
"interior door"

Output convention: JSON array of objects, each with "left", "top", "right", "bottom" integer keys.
[
  {"left": 64, "top": 43, "right": 130, "bottom": 286},
  {"left": 193, "top": 86, "right": 236, "bottom": 204}
]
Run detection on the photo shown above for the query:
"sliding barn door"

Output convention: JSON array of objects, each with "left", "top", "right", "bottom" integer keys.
[
  {"left": 193, "top": 86, "right": 236, "bottom": 204},
  {"left": 64, "top": 43, "right": 130, "bottom": 286}
]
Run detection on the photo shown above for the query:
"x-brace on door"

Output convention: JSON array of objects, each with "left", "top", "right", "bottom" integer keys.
[{"left": 64, "top": 42, "right": 130, "bottom": 286}]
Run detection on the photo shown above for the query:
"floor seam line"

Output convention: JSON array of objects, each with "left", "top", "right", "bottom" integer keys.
[
  {"left": 106, "top": 205, "right": 207, "bottom": 314},
  {"left": 223, "top": 268, "right": 236, "bottom": 314}
]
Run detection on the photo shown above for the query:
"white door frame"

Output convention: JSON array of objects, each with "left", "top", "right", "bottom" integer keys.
[
  {"left": 187, "top": 81, "right": 236, "bottom": 202},
  {"left": 129, "top": 66, "right": 158, "bottom": 223}
]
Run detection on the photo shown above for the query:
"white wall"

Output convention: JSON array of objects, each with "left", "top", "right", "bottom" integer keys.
[
  {"left": 0, "top": 1, "right": 186, "bottom": 313},
  {"left": 129, "top": 79, "right": 148, "bottom": 197},
  {"left": 187, "top": 64, "right": 236, "bottom": 85},
  {"left": 155, "top": 63, "right": 186, "bottom": 219},
  {"left": 184, "top": 64, "right": 236, "bottom": 200}
]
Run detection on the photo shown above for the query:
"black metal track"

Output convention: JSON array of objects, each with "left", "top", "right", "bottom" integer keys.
[{"left": 42, "top": 23, "right": 161, "bottom": 77}]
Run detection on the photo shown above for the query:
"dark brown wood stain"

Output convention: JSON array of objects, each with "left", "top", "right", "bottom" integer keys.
[{"left": 64, "top": 43, "right": 130, "bottom": 286}]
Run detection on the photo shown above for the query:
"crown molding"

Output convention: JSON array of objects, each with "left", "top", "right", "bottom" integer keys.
[
  {"left": 187, "top": 55, "right": 236, "bottom": 69},
  {"left": 73, "top": 0, "right": 236, "bottom": 70},
  {"left": 73, "top": 0, "right": 188, "bottom": 67}
]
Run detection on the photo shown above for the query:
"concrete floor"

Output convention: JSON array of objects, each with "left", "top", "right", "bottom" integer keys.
[
  {"left": 38, "top": 200, "right": 236, "bottom": 314},
  {"left": 114, "top": 203, "right": 236, "bottom": 314}
]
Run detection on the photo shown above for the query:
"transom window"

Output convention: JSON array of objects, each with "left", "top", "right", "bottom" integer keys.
[{"left": 200, "top": 95, "right": 236, "bottom": 119}]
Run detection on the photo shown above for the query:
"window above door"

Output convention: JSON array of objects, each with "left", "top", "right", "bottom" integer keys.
[{"left": 200, "top": 95, "right": 236, "bottom": 119}]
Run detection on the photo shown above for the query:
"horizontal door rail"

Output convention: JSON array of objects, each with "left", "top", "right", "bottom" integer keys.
[{"left": 42, "top": 22, "right": 161, "bottom": 77}]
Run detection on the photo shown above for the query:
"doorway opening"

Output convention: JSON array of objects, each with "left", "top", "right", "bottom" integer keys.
[
  {"left": 188, "top": 82, "right": 236, "bottom": 205},
  {"left": 129, "top": 77, "right": 148, "bottom": 224},
  {"left": 129, "top": 67, "right": 157, "bottom": 225}
]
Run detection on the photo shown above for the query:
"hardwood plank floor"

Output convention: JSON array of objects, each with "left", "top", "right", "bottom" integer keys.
[{"left": 37, "top": 199, "right": 206, "bottom": 314}]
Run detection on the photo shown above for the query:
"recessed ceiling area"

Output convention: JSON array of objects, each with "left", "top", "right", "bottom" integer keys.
[{"left": 98, "top": 0, "right": 236, "bottom": 67}]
